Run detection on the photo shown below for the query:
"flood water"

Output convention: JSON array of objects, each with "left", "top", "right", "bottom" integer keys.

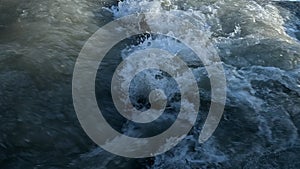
[{"left": 1, "top": 0, "right": 300, "bottom": 168}]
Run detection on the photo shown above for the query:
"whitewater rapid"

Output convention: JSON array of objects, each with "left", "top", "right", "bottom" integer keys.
[{"left": 1, "top": 0, "right": 300, "bottom": 168}]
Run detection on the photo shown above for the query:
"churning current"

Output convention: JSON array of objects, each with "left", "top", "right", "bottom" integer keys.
[{"left": 1, "top": 0, "right": 300, "bottom": 168}]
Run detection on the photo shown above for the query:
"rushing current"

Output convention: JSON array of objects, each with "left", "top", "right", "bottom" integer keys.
[{"left": 1, "top": 0, "right": 300, "bottom": 168}]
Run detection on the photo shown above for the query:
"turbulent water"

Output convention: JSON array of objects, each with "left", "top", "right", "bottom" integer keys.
[{"left": 1, "top": 0, "right": 300, "bottom": 168}]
